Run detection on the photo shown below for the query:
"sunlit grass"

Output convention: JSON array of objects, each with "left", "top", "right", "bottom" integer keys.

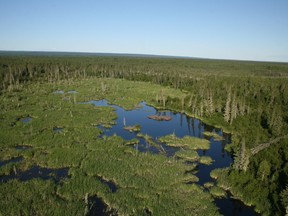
[
  {"left": 0, "top": 78, "right": 220, "bottom": 215},
  {"left": 158, "top": 134, "right": 210, "bottom": 150},
  {"left": 203, "top": 131, "right": 225, "bottom": 141}
]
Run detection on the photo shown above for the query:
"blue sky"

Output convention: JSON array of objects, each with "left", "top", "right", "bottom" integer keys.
[{"left": 0, "top": 0, "right": 288, "bottom": 62}]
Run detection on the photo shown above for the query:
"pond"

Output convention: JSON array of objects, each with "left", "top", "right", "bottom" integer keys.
[
  {"left": 0, "top": 160, "right": 69, "bottom": 183},
  {"left": 85, "top": 100, "right": 258, "bottom": 216},
  {"left": 88, "top": 195, "right": 117, "bottom": 216},
  {"left": 21, "top": 117, "right": 32, "bottom": 123},
  {"left": 53, "top": 127, "right": 64, "bottom": 133}
]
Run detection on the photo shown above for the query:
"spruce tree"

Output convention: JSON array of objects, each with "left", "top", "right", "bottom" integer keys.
[{"left": 224, "top": 89, "right": 231, "bottom": 123}]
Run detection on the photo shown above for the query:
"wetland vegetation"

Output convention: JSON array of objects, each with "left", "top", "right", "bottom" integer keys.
[{"left": 1, "top": 52, "right": 288, "bottom": 215}]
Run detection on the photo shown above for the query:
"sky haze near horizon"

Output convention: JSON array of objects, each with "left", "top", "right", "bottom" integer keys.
[{"left": 0, "top": 0, "right": 288, "bottom": 62}]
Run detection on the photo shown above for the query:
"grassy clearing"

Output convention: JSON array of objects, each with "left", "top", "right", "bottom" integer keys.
[
  {"left": 204, "top": 182, "right": 215, "bottom": 189},
  {"left": 124, "top": 138, "right": 139, "bottom": 145},
  {"left": 123, "top": 124, "right": 141, "bottom": 132},
  {"left": 209, "top": 186, "right": 227, "bottom": 198},
  {"left": 210, "top": 168, "right": 224, "bottom": 180},
  {"left": 175, "top": 149, "right": 200, "bottom": 162},
  {"left": 203, "top": 131, "right": 225, "bottom": 141},
  {"left": 158, "top": 134, "right": 210, "bottom": 150},
  {"left": 137, "top": 133, "right": 164, "bottom": 153},
  {"left": 0, "top": 179, "right": 85, "bottom": 215},
  {"left": 199, "top": 156, "right": 214, "bottom": 165}
]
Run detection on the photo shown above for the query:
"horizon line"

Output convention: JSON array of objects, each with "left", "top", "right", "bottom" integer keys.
[{"left": 0, "top": 49, "right": 287, "bottom": 64}]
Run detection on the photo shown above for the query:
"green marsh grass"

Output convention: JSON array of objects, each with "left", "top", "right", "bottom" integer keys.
[
  {"left": 0, "top": 78, "right": 220, "bottom": 215},
  {"left": 158, "top": 134, "right": 210, "bottom": 150},
  {"left": 209, "top": 186, "right": 227, "bottom": 198},
  {"left": 1, "top": 54, "right": 288, "bottom": 215},
  {"left": 175, "top": 149, "right": 200, "bottom": 162},
  {"left": 199, "top": 156, "right": 214, "bottom": 165},
  {"left": 203, "top": 131, "right": 225, "bottom": 141}
]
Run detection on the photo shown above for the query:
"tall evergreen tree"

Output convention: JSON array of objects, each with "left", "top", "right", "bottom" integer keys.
[
  {"left": 224, "top": 88, "right": 231, "bottom": 123},
  {"left": 234, "top": 138, "right": 250, "bottom": 172}
]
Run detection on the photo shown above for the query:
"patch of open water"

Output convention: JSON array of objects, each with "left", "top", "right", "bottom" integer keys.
[
  {"left": 53, "top": 127, "right": 64, "bottom": 133},
  {"left": 21, "top": 116, "right": 32, "bottom": 123},
  {"left": 0, "top": 157, "right": 23, "bottom": 167},
  {"left": 0, "top": 157, "right": 68, "bottom": 183},
  {"left": 88, "top": 196, "right": 117, "bottom": 216},
  {"left": 84, "top": 100, "right": 258, "bottom": 216},
  {"left": 0, "top": 165, "right": 69, "bottom": 183},
  {"left": 15, "top": 145, "right": 32, "bottom": 150}
]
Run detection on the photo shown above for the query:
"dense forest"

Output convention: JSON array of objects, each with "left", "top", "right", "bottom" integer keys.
[{"left": 1, "top": 53, "right": 288, "bottom": 215}]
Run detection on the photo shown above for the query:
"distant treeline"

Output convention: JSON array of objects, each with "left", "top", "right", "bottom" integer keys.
[
  {"left": 1, "top": 55, "right": 288, "bottom": 131},
  {"left": 1, "top": 55, "right": 288, "bottom": 140},
  {"left": 1, "top": 55, "right": 288, "bottom": 89}
]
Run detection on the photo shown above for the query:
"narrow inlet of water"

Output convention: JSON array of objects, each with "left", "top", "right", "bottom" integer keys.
[{"left": 0, "top": 164, "right": 69, "bottom": 183}]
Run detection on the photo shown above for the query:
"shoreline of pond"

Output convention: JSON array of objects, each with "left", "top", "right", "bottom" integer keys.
[{"left": 84, "top": 99, "right": 258, "bottom": 215}]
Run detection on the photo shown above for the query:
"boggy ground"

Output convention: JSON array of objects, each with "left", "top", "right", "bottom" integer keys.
[{"left": 0, "top": 78, "right": 220, "bottom": 215}]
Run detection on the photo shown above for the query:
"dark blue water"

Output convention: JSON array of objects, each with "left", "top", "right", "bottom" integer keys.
[
  {"left": 0, "top": 165, "right": 69, "bottom": 183},
  {"left": 21, "top": 117, "right": 32, "bottom": 123},
  {"left": 88, "top": 196, "right": 117, "bottom": 216},
  {"left": 0, "top": 157, "right": 23, "bottom": 167},
  {"left": 0, "top": 156, "right": 68, "bottom": 183},
  {"left": 84, "top": 100, "right": 257, "bottom": 216}
]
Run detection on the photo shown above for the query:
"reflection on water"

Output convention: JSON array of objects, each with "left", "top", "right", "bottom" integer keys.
[{"left": 84, "top": 100, "right": 257, "bottom": 216}]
